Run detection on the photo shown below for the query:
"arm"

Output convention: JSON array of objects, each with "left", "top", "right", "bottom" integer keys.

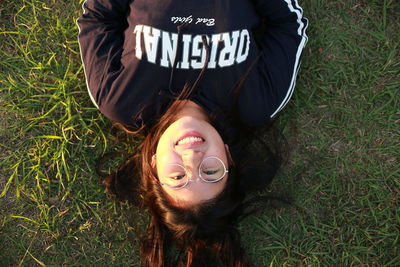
[
  {"left": 77, "top": 0, "right": 132, "bottom": 123},
  {"left": 252, "top": 0, "right": 308, "bottom": 118}
]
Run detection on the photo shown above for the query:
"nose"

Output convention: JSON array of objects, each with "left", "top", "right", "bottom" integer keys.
[{"left": 181, "top": 150, "right": 204, "bottom": 174}]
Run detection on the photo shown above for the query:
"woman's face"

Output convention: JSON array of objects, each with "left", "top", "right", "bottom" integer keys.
[{"left": 154, "top": 115, "right": 229, "bottom": 206}]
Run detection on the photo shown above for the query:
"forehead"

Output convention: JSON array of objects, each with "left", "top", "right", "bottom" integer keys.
[{"left": 162, "top": 174, "right": 228, "bottom": 206}]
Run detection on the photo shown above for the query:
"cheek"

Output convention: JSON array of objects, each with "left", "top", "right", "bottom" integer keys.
[
  {"left": 156, "top": 146, "right": 173, "bottom": 176},
  {"left": 156, "top": 128, "right": 173, "bottom": 156},
  {"left": 207, "top": 131, "right": 227, "bottom": 160},
  {"left": 155, "top": 136, "right": 169, "bottom": 174}
]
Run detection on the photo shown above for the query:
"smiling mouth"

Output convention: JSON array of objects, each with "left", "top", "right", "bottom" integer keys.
[
  {"left": 175, "top": 131, "right": 205, "bottom": 146},
  {"left": 176, "top": 136, "right": 205, "bottom": 146}
]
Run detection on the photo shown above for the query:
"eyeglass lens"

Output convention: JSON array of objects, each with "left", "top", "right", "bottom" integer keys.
[{"left": 162, "top": 157, "right": 225, "bottom": 188}]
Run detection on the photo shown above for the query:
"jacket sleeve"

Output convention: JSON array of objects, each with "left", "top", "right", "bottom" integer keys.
[
  {"left": 251, "top": 0, "right": 308, "bottom": 119},
  {"left": 77, "top": 0, "right": 133, "bottom": 124}
]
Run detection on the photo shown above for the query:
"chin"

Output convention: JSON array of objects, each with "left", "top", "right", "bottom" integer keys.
[{"left": 174, "top": 116, "right": 205, "bottom": 129}]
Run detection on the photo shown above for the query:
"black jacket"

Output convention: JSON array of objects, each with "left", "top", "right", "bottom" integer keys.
[{"left": 77, "top": 0, "right": 308, "bottom": 128}]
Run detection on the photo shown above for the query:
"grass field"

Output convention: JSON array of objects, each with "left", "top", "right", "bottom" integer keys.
[{"left": 1, "top": 0, "right": 399, "bottom": 266}]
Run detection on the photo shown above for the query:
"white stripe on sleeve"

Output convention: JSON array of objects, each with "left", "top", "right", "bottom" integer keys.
[{"left": 270, "top": 0, "right": 308, "bottom": 118}]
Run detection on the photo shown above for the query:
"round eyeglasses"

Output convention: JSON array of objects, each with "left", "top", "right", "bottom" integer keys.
[{"left": 159, "top": 156, "right": 229, "bottom": 190}]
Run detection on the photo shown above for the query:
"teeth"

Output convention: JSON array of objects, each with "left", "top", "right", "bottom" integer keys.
[{"left": 177, "top": 136, "right": 203, "bottom": 145}]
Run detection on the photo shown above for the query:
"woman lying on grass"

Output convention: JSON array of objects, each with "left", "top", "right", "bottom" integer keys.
[{"left": 77, "top": 0, "right": 308, "bottom": 265}]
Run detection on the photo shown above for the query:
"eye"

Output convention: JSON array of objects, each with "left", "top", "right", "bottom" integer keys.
[
  {"left": 169, "top": 174, "right": 186, "bottom": 180},
  {"left": 202, "top": 169, "right": 218, "bottom": 175}
]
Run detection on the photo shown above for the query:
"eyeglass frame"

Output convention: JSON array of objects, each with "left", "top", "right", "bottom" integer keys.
[{"left": 159, "top": 156, "right": 229, "bottom": 190}]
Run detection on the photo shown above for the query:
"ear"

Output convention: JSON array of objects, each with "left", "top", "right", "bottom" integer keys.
[
  {"left": 151, "top": 154, "right": 156, "bottom": 169},
  {"left": 150, "top": 154, "right": 159, "bottom": 181},
  {"left": 225, "top": 144, "right": 234, "bottom": 166}
]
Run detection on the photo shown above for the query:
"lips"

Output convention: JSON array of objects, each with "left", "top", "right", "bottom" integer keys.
[{"left": 175, "top": 131, "right": 205, "bottom": 147}]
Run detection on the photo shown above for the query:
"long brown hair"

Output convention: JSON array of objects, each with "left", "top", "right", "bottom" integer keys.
[{"left": 100, "top": 55, "right": 285, "bottom": 266}]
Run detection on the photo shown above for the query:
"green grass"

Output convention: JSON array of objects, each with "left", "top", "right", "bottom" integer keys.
[{"left": 1, "top": 0, "right": 399, "bottom": 266}]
